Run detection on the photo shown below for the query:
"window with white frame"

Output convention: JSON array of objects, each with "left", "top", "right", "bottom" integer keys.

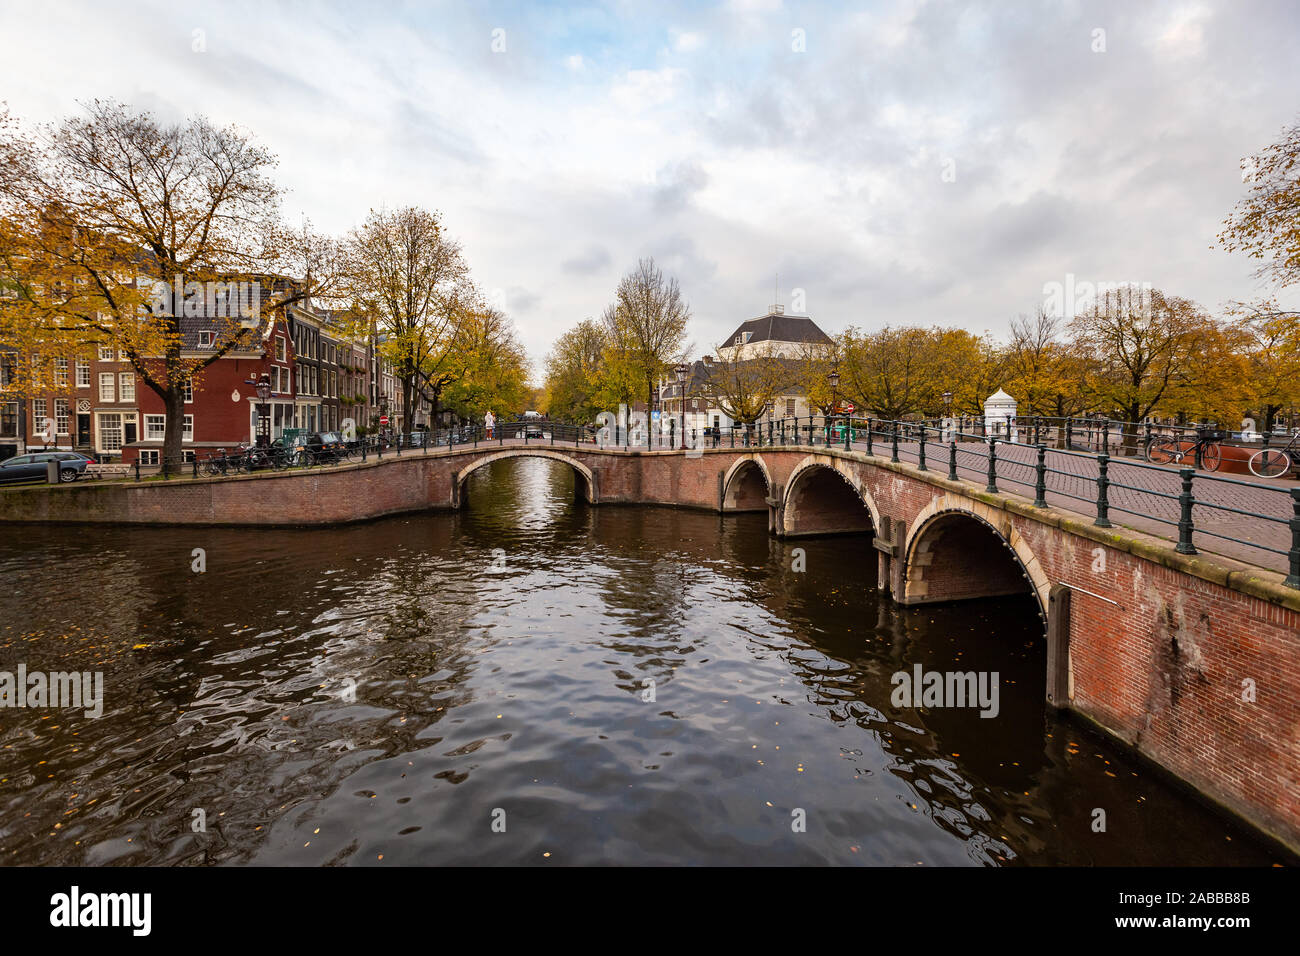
[
  {"left": 32, "top": 398, "right": 46, "bottom": 429},
  {"left": 138, "top": 449, "right": 159, "bottom": 465},
  {"left": 119, "top": 373, "right": 135, "bottom": 402},
  {"left": 98, "top": 346, "right": 113, "bottom": 361},
  {"left": 76, "top": 361, "right": 90, "bottom": 387},
  {"left": 786, "top": 398, "right": 796, "bottom": 417},
  {"left": 99, "top": 373, "right": 115, "bottom": 402},
  {"left": 182, "top": 379, "right": 193, "bottom": 403},
  {"left": 183, "top": 414, "right": 193, "bottom": 441},
  {"left": 54, "top": 358, "right": 68, "bottom": 386},
  {"left": 276, "top": 337, "right": 286, "bottom": 362},
  {"left": 55, "top": 399, "right": 69, "bottom": 435},
  {"left": 97, "top": 413, "right": 123, "bottom": 451},
  {"left": 198, "top": 331, "right": 215, "bottom": 348},
  {"left": 144, "top": 415, "right": 166, "bottom": 440}
]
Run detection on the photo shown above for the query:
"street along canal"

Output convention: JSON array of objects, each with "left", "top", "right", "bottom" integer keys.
[{"left": 0, "top": 456, "right": 1290, "bottom": 865}]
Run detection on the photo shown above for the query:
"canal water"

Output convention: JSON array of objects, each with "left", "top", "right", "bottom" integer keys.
[{"left": 0, "top": 457, "right": 1288, "bottom": 866}]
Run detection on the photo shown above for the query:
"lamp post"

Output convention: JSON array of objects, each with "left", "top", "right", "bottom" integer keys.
[
  {"left": 828, "top": 365, "right": 840, "bottom": 444},
  {"left": 246, "top": 374, "right": 272, "bottom": 447},
  {"left": 764, "top": 399, "right": 774, "bottom": 446},
  {"left": 675, "top": 362, "right": 688, "bottom": 450},
  {"left": 943, "top": 390, "right": 953, "bottom": 439}
]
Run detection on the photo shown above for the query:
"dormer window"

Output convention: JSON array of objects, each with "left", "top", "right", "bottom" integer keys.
[{"left": 198, "top": 331, "right": 215, "bottom": 348}]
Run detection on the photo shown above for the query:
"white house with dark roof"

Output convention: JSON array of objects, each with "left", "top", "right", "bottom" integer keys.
[
  {"left": 659, "top": 304, "right": 837, "bottom": 438},
  {"left": 716, "top": 304, "right": 834, "bottom": 362}
]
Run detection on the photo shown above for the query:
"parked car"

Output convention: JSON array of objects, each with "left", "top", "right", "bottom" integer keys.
[
  {"left": 524, "top": 423, "right": 544, "bottom": 439},
  {"left": 0, "top": 451, "right": 95, "bottom": 484},
  {"left": 278, "top": 431, "right": 355, "bottom": 465}
]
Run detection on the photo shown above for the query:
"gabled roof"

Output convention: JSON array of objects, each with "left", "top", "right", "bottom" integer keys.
[{"left": 722, "top": 312, "right": 832, "bottom": 349}]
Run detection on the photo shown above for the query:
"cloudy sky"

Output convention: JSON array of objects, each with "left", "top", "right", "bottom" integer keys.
[{"left": 2, "top": 0, "right": 1297, "bottom": 378}]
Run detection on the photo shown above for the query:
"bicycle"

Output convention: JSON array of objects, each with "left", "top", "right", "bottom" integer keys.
[
  {"left": 1248, "top": 431, "right": 1298, "bottom": 479},
  {"left": 1144, "top": 427, "right": 1225, "bottom": 472},
  {"left": 203, "top": 448, "right": 248, "bottom": 477}
]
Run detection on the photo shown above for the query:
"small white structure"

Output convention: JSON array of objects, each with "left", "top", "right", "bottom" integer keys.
[
  {"left": 1241, "top": 416, "right": 1258, "bottom": 442},
  {"left": 984, "top": 389, "right": 1018, "bottom": 442}
]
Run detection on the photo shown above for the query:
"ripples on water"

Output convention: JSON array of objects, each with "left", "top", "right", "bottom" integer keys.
[{"left": 0, "top": 457, "right": 1288, "bottom": 865}]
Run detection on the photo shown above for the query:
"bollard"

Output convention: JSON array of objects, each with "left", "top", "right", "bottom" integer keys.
[
  {"left": 891, "top": 421, "right": 899, "bottom": 463},
  {"left": 1033, "top": 444, "right": 1047, "bottom": 507},
  {"left": 844, "top": 416, "right": 851, "bottom": 452},
  {"left": 1065, "top": 418, "right": 1073, "bottom": 450},
  {"left": 1176, "top": 468, "right": 1196, "bottom": 554},
  {"left": 1286, "top": 488, "right": 1300, "bottom": 589},
  {"left": 948, "top": 440, "right": 957, "bottom": 481},
  {"left": 866, "top": 417, "right": 874, "bottom": 456},
  {"left": 917, "top": 424, "right": 927, "bottom": 470},
  {"left": 192, "top": 458, "right": 198, "bottom": 479},
  {"left": 135, "top": 460, "right": 141, "bottom": 481},
  {"left": 986, "top": 438, "right": 998, "bottom": 493},
  {"left": 1095, "top": 454, "right": 1112, "bottom": 527}
]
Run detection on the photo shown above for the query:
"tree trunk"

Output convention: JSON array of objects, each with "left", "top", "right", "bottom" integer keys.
[{"left": 161, "top": 388, "right": 186, "bottom": 469}]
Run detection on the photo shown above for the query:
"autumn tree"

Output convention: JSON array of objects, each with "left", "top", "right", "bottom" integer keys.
[
  {"left": 0, "top": 99, "right": 338, "bottom": 463},
  {"left": 701, "top": 350, "right": 791, "bottom": 426},
  {"left": 1219, "top": 119, "right": 1300, "bottom": 293},
  {"left": 342, "top": 205, "right": 473, "bottom": 428},
  {"left": 440, "top": 304, "right": 530, "bottom": 423},
  {"left": 544, "top": 318, "right": 608, "bottom": 423},
  {"left": 602, "top": 257, "right": 690, "bottom": 414}
]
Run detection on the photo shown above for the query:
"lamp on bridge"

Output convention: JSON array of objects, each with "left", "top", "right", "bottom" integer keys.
[
  {"left": 943, "top": 390, "right": 953, "bottom": 439},
  {"left": 675, "top": 363, "right": 688, "bottom": 448},
  {"left": 828, "top": 365, "right": 840, "bottom": 439}
]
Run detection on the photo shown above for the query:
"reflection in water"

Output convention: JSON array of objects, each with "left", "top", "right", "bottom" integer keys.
[{"left": 0, "top": 457, "right": 1289, "bottom": 866}]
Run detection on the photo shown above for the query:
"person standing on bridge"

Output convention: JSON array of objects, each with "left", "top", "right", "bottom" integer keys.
[{"left": 485, "top": 409, "right": 495, "bottom": 440}]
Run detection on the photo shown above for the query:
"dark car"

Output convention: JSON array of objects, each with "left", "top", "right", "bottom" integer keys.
[
  {"left": 281, "top": 431, "right": 355, "bottom": 465},
  {"left": 0, "top": 451, "right": 95, "bottom": 484}
]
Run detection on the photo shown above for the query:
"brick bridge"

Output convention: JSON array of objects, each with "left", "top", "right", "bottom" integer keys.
[{"left": 4, "top": 439, "right": 1298, "bottom": 853}]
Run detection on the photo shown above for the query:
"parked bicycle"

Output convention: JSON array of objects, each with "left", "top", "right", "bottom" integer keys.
[
  {"left": 1144, "top": 427, "right": 1226, "bottom": 472},
  {"left": 1248, "top": 431, "right": 1299, "bottom": 479},
  {"left": 204, "top": 447, "right": 250, "bottom": 476}
]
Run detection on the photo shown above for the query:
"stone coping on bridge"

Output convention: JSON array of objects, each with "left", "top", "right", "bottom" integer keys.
[{"left": 2, "top": 440, "right": 1297, "bottom": 614}]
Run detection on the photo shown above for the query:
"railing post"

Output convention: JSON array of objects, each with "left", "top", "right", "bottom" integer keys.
[
  {"left": 948, "top": 440, "right": 958, "bottom": 481},
  {"left": 1286, "top": 488, "right": 1300, "bottom": 589},
  {"left": 1101, "top": 419, "right": 1110, "bottom": 456},
  {"left": 891, "top": 421, "right": 899, "bottom": 463},
  {"left": 135, "top": 460, "right": 141, "bottom": 481},
  {"left": 1033, "top": 443, "right": 1048, "bottom": 507},
  {"left": 985, "top": 437, "right": 998, "bottom": 493},
  {"left": 1032, "top": 415, "right": 1040, "bottom": 446},
  {"left": 1176, "top": 468, "right": 1197, "bottom": 555},
  {"left": 917, "top": 423, "right": 927, "bottom": 470},
  {"left": 1095, "top": 454, "right": 1112, "bottom": 527},
  {"left": 1065, "top": 417, "right": 1073, "bottom": 450},
  {"left": 192, "top": 457, "right": 198, "bottom": 479},
  {"left": 1144, "top": 419, "right": 1152, "bottom": 452}
]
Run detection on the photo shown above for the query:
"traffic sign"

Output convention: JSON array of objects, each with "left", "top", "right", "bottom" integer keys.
[{"left": 379, "top": 415, "right": 389, "bottom": 425}]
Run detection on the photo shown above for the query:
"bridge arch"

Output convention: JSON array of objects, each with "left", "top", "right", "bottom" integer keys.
[
  {"left": 721, "top": 455, "right": 772, "bottom": 512},
  {"left": 779, "top": 454, "right": 880, "bottom": 537},
  {"left": 902, "top": 495, "right": 1049, "bottom": 617},
  {"left": 454, "top": 450, "right": 595, "bottom": 506}
]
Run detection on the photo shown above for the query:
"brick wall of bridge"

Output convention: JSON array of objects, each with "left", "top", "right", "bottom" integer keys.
[{"left": 2, "top": 442, "right": 1297, "bottom": 851}]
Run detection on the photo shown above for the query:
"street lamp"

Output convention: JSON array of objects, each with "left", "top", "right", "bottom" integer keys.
[
  {"left": 675, "top": 362, "right": 688, "bottom": 449},
  {"left": 828, "top": 365, "right": 840, "bottom": 443},
  {"left": 246, "top": 374, "right": 272, "bottom": 447}
]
